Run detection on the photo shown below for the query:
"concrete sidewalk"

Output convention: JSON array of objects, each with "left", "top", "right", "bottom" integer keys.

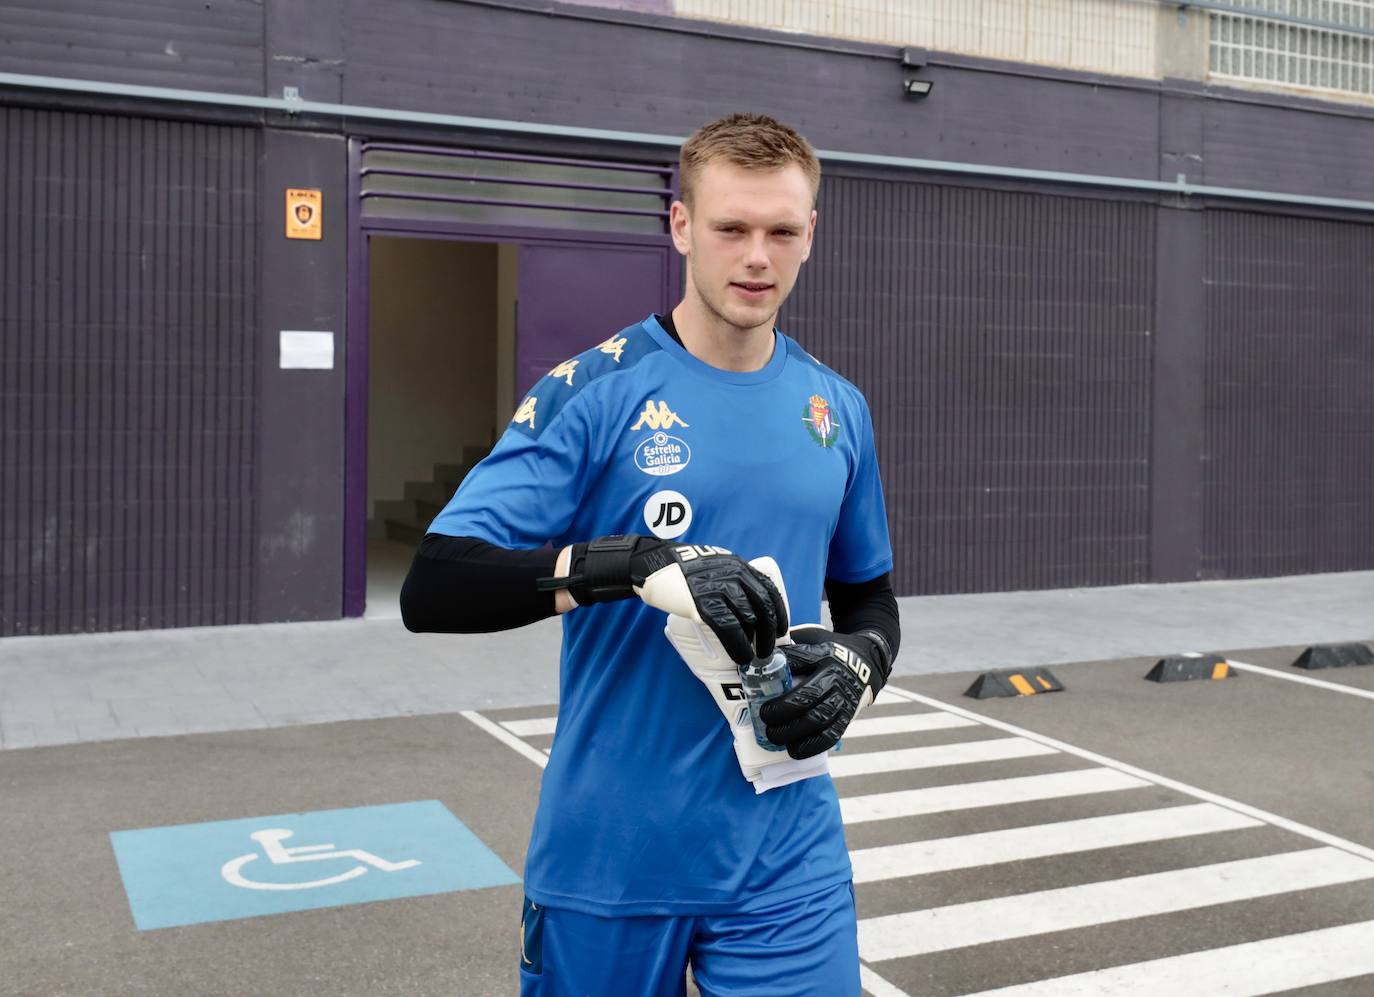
[{"left": 2, "top": 571, "right": 1370, "bottom": 751}]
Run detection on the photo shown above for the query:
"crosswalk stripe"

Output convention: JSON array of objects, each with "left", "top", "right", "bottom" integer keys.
[
  {"left": 882, "top": 685, "right": 1374, "bottom": 863},
  {"left": 829, "top": 737, "right": 1057, "bottom": 779},
  {"left": 839, "top": 768, "right": 1149, "bottom": 825},
  {"left": 501, "top": 717, "right": 557, "bottom": 737},
  {"left": 858, "top": 846, "right": 1374, "bottom": 961},
  {"left": 849, "top": 802, "right": 1262, "bottom": 883},
  {"left": 461, "top": 711, "right": 549, "bottom": 769},
  {"left": 842, "top": 712, "right": 979, "bottom": 738},
  {"left": 858, "top": 964, "right": 911, "bottom": 997},
  {"left": 958, "top": 918, "right": 1374, "bottom": 996}
]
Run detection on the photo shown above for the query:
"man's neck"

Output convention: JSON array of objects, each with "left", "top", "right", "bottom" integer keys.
[{"left": 670, "top": 297, "right": 775, "bottom": 374}]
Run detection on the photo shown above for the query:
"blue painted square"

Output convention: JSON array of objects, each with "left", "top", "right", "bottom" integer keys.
[{"left": 110, "top": 800, "right": 519, "bottom": 930}]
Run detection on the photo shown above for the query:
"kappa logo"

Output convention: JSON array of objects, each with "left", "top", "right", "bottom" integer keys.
[
  {"left": 631, "top": 399, "right": 688, "bottom": 431},
  {"left": 597, "top": 335, "right": 628, "bottom": 363},
  {"left": 548, "top": 360, "right": 578, "bottom": 387},
  {"left": 803, "top": 394, "right": 841, "bottom": 448},
  {"left": 512, "top": 396, "right": 537, "bottom": 431},
  {"left": 643, "top": 489, "right": 692, "bottom": 539}
]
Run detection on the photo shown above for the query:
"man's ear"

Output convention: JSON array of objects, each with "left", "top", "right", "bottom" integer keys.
[
  {"left": 801, "top": 208, "right": 818, "bottom": 262},
  {"left": 669, "top": 200, "right": 692, "bottom": 256}
]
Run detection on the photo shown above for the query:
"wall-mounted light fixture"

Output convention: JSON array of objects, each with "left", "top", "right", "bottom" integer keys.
[{"left": 900, "top": 47, "right": 933, "bottom": 99}]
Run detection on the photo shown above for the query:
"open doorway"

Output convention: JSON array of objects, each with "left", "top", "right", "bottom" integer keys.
[{"left": 364, "top": 236, "right": 518, "bottom": 618}]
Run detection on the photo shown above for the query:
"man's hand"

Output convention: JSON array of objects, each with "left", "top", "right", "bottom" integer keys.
[
  {"left": 537, "top": 535, "right": 787, "bottom": 664},
  {"left": 759, "top": 626, "right": 892, "bottom": 759}
]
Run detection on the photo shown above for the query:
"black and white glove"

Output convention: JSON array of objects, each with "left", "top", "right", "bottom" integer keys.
[
  {"left": 759, "top": 626, "right": 893, "bottom": 759},
  {"left": 536, "top": 535, "right": 788, "bottom": 664}
]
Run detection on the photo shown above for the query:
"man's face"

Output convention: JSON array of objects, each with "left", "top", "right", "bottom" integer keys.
[{"left": 671, "top": 160, "right": 816, "bottom": 334}]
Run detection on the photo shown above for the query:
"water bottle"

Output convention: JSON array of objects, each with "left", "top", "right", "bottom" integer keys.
[{"left": 739, "top": 650, "right": 793, "bottom": 751}]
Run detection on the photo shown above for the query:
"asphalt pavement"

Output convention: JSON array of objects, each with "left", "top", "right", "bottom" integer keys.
[{"left": 1, "top": 567, "right": 1372, "bottom": 996}]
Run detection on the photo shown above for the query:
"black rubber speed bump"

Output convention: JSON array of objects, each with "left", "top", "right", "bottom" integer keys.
[
  {"left": 964, "top": 668, "right": 1064, "bottom": 699},
  {"left": 1292, "top": 643, "right": 1373, "bottom": 670},
  {"left": 1145, "top": 654, "right": 1234, "bottom": 683}
]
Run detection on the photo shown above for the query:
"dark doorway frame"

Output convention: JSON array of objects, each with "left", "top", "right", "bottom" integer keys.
[{"left": 344, "top": 141, "right": 682, "bottom": 617}]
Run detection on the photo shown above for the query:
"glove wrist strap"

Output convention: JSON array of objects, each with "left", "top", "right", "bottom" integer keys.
[
  {"left": 853, "top": 629, "right": 894, "bottom": 683},
  {"left": 535, "top": 535, "right": 649, "bottom": 605}
]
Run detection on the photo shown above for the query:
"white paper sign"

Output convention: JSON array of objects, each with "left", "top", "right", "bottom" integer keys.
[{"left": 279, "top": 331, "right": 334, "bottom": 370}]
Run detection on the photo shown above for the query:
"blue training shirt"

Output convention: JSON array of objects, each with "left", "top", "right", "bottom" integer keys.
[{"left": 429, "top": 314, "right": 893, "bottom": 917}]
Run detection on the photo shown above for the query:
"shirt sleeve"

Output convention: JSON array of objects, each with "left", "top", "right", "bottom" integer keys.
[
  {"left": 427, "top": 389, "right": 597, "bottom": 550},
  {"left": 826, "top": 398, "right": 894, "bottom": 583}
]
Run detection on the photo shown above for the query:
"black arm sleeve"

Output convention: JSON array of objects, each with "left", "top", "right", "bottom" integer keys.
[
  {"left": 400, "top": 534, "right": 559, "bottom": 634},
  {"left": 825, "top": 571, "right": 901, "bottom": 663}
]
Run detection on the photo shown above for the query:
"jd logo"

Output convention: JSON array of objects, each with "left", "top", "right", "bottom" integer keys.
[
  {"left": 643, "top": 490, "right": 692, "bottom": 540},
  {"left": 631, "top": 400, "right": 688, "bottom": 431}
]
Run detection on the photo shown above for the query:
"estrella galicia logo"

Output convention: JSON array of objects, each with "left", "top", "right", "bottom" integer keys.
[
  {"left": 634, "top": 431, "right": 691, "bottom": 477},
  {"left": 803, "top": 394, "right": 841, "bottom": 448}
]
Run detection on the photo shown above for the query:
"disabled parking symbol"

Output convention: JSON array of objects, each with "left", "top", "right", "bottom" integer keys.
[{"left": 110, "top": 800, "right": 519, "bottom": 930}]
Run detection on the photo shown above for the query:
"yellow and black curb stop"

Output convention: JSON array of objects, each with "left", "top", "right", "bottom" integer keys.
[
  {"left": 964, "top": 667, "right": 1065, "bottom": 699},
  {"left": 1145, "top": 654, "right": 1234, "bottom": 683},
  {"left": 1292, "top": 643, "right": 1373, "bottom": 670}
]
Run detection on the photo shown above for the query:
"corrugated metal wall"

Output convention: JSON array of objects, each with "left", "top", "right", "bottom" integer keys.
[
  {"left": 1203, "top": 210, "right": 1374, "bottom": 579},
  {"left": 1, "top": 108, "right": 259, "bottom": 635},
  {"left": 787, "top": 176, "right": 1156, "bottom": 596}
]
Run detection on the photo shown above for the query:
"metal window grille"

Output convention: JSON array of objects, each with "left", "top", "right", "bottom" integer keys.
[
  {"left": 359, "top": 142, "right": 672, "bottom": 235},
  {"left": 1209, "top": 1, "right": 1374, "bottom": 97}
]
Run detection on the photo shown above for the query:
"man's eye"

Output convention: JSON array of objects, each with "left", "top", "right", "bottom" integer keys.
[{"left": 774, "top": 230, "right": 797, "bottom": 238}]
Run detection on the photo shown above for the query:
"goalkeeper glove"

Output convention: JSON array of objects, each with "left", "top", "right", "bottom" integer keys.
[
  {"left": 759, "top": 625, "right": 893, "bottom": 759},
  {"left": 536, "top": 535, "right": 788, "bottom": 665}
]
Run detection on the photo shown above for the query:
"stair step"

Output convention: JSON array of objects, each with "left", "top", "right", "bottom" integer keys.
[
  {"left": 404, "top": 480, "right": 453, "bottom": 504},
  {"left": 385, "top": 519, "right": 425, "bottom": 546},
  {"left": 372, "top": 498, "right": 420, "bottom": 524}
]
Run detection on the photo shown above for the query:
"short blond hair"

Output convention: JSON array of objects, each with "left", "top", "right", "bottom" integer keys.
[{"left": 679, "top": 113, "right": 821, "bottom": 208}]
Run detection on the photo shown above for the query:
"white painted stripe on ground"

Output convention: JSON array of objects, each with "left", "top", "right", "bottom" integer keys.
[
  {"left": 1224, "top": 658, "right": 1374, "bottom": 702},
  {"left": 829, "top": 737, "right": 1057, "bottom": 779},
  {"left": 849, "top": 802, "right": 1261, "bottom": 884},
  {"left": 461, "top": 711, "right": 549, "bottom": 768},
  {"left": 858, "top": 846, "right": 1374, "bottom": 962},
  {"left": 843, "top": 712, "right": 979, "bottom": 738},
  {"left": 859, "top": 964, "right": 912, "bottom": 997},
  {"left": 882, "top": 685, "right": 1374, "bottom": 863},
  {"left": 501, "top": 716, "right": 557, "bottom": 737},
  {"left": 839, "top": 768, "right": 1149, "bottom": 825},
  {"left": 958, "top": 918, "right": 1374, "bottom": 996}
]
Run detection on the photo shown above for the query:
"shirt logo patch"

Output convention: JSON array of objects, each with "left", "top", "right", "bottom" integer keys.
[
  {"left": 512, "top": 396, "right": 537, "bottom": 431},
  {"left": 631, "top": 399, "right": 689, "bottom": 431},
  {"left": 634, "top": 431, "right": 691, "bottom": 477},
  {"left": 804, "top": 394, "right": 840, "bottom": 448},
  {"left": 597, "top": 335, "right": 628, "bottom": 363},
  {"left": 643, "top": 489, "right": 692, "bottom": 539},
  {"left": 548, "top": 360, "right": 578, "bottom": 387}
]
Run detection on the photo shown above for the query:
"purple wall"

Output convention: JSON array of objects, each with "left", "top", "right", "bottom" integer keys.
[
  {"left": 0, "top": 107, "right": 259, "bottom": 636},
  {"left": 3, "top": 0, "right": 1374, "bottom": 631}
]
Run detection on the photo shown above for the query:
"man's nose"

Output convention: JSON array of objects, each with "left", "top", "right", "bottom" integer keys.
[{"left": 743, "top": 231, "right": 770, "bottom": 270}]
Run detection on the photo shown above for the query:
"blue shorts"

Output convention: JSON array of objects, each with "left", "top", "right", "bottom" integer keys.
[{"left": 517, "top": 881, "right": 859, "bottom": 997}]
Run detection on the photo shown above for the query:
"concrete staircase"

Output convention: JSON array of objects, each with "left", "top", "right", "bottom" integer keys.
[{"left": 370, "top": 444, "right": 493, "bottom": 545}]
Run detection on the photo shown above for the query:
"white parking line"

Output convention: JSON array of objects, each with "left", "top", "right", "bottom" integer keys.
[
  {"left": 839, "top": 768, "right": 1148, "bottom": 825},
  {"left": 461, "top": 711, "right": 549, "bottom": 768},
  {"left": 1223, "top": 658, "right": 1374, "bottom": 702},
  {"left": 501, "top": 716, "right": 558, "bottom": 737},
  {"left": 857, "top": 846, "right": 1374, "bottom": 961},
  {"left": 882, "top": 685, "right": 1374, "bottom": 863},
  {"left": 829, "top": 737, "right": 1057, "bottom": 778},
  {"left": 959, "top": 918, "right": 1374, "bottom": 996},
  {"left": 843, "top": 712, "right": 979, "bottom": 738},
  {"left": 849, "top": 803, "right": 1261, "bottom": 884}
]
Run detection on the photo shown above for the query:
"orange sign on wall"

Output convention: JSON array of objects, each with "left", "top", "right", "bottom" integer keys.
[{"left": 286, "top": 188, "right": 322, "bottom": 240}]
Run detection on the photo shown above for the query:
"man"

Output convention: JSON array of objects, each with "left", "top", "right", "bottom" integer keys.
[{"left": 402, "top": 113, "right": 900, "bottom": 996}]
